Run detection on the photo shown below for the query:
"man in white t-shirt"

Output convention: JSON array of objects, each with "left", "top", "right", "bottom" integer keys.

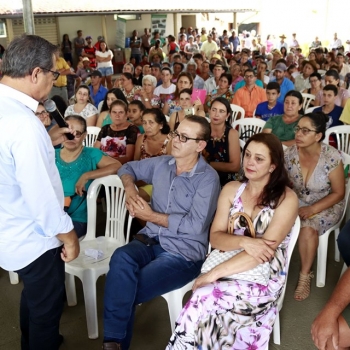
[
  {"left": 200, "top": 34, "right": 218, "bottom": 60},
  {"left": 154, "top": 67, "right": 176, "bottom": 105},
  {"left": 331, "top": 33, "right": 342, "bottom": 50}
]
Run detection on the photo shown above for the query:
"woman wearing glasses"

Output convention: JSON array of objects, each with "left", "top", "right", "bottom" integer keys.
[
  {"left": 35, "top": 103, "right": 56, "bottom": 131},
  {"left": 284, "top": 112, "right": 345, "bottom": 301},
  {"left": 55, "top": 115, "right": 121, "bottom": 239},
  {"left": 167, "top": 132, "right": 298, "bottom": 350},
  {"left": 64, "top": 85, "right": 98, "bottom": 126}
]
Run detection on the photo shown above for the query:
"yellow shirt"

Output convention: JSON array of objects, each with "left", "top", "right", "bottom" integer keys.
[
  {"left": 54, "top": 57, "right": 70, "bottom": 87},
  {"left": 340, "top": 99, "right": 350, "bottom": 124}
]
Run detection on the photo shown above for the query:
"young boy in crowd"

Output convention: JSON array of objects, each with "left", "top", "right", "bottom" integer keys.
[
  {"left": 314, "top": 84, "right": 343, "bottom": 128},
  {"left": 255, "top": 82, "right": 284, "bottom": 121},
  {"left": 127, "top": 100, "right": 145, "bottom": 134}
]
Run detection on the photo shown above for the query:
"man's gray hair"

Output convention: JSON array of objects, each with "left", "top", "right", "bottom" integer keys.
[
  {"left": 2, "top": 34, "right": 58, "bottom": 78},
  {"left": 187, "top": 60, "right": 197, "bottom": 70}
]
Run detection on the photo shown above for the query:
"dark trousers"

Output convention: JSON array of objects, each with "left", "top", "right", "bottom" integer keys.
[
  {"left": 15, "top": 246, "right": 65, "bottom": 350},
  {"left": 338, "top": 219, "right": 350, "bottom": 266}
]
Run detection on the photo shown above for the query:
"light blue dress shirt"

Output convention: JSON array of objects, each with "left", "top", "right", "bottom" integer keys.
[
  {"left": 0, "top": 84, "right": 74, "bottom": 271},
  {"left": 118, "top": 155, "right": 221, "bottom": 261}
]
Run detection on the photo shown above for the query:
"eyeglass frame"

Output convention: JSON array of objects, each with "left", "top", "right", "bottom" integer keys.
[
  {"left": 35, "top": 110, "right": 49, "bottom": 117},
  {"left": 170, "top": 130, "right": 204, "bottom": 143},
  {"left": 73, "top": 131, "right": 86, "bottom": 138},
  {"left": 294, "top": 126, "right": 318, "bottom": 135},
  {"left": 40, "top": 67, "right": 61, "bottom": 81}
]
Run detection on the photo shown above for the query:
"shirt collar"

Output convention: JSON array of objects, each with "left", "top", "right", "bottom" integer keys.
[
  {"left": 168, "top": 154, "right": 206, "bottom": 177},
  {"left": 0, "top": 83, "right": 39, "bottom": 113}
]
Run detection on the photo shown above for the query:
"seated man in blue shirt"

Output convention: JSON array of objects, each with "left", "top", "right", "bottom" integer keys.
[
  {"left": 103, "top": 115, "right": 221, "bottom": 350},
  {"left": 271, "top": 63, "right": 294, "bottom": 104},
  {"left": 255, "top": 82, "right": 284, "bottom": 121},
  {"left": 89, "top": 70, "right": 108, "bottom": 108},
  {"left": 314, "top": 84, "right": 344, "bottom": 128}
]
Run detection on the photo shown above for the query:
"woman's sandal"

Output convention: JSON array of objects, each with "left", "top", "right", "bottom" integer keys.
[{"left": 294, "top": 272, "right": 314, "bottom": 301}]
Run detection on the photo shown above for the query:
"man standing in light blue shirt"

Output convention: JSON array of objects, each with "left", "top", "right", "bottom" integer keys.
[
  {"left": 0, "top": 35, "right": 79, "bottom": 349},
  {"left": 271, "top": 62, "right": 295, "bottom": 103},
  {"left": 103, "top": 116, "right": 221, "bottom": 350}
]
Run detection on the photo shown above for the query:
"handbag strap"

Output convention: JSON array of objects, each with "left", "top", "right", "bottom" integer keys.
[{"left": 228, "top": 211, "right": 256, "bottom": 238}]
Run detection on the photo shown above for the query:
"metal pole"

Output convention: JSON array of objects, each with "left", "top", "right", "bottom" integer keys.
[{"left": 22, "top": 0, "right": 35, "bottom": 34}]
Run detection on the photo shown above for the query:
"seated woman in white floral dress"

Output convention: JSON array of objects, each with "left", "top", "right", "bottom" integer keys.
[{"left": 167, "top": 133, "right": 298, "bottom": 350}]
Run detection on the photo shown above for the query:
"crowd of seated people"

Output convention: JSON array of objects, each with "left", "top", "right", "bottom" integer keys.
[{"left": 28, "top": 28, "right": 350, "bottom": 350}]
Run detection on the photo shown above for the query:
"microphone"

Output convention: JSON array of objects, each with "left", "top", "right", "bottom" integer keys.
[{"left": 44, "top": 99, "right": 74, "bottom": 140}]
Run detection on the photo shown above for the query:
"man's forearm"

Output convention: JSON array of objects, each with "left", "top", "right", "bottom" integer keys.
[
  {"left": 120, "top": 174, "right": 137, "bottom": 192},
  {"left": 57, "top": 229, "right": 78, "bottom": 244},
  {"left": 149, "top": 211, "right": 169, "bottom": 228}
]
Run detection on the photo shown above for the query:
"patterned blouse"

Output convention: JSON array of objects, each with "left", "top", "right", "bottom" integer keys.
[{"left": 140, "top": 134, "right": 170, "bottom": 159}]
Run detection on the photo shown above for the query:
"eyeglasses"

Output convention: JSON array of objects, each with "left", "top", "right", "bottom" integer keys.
[
  {"left": 35, "top": 110, "right": 48, "bottom": 117},
  {"left": 74, "top": 131, "right": 85, "bottom": 138},
  {"left": 40, "top": 67, "right": 60, "bottom": 81},
  {"left": 309, "top": 79, "right": 319, "bottom": 83},
  {"left": 294, "top": 126, "right": 318, "bottom": 135},
  {"left": 170, "top": 130, "right": 203, "bottom": 143},
  {"left": 239, "top": 215, "right": 252, "bottom": 238}
]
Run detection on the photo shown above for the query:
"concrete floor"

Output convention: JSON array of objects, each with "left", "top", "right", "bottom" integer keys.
[{"left": 0, "top": 213, "right": 344, "bottom": 350}]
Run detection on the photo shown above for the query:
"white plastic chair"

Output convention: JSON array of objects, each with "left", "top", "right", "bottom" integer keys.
[
  {"left": 325, "top": 125, "right": 350, "bottom": 155},
  {"left": 97, "top": 100, "right": 104, "bottom": 113},
  {"left": 230, "top": 104, "right": 245, "bottom": 123},
  {"left": 160, "top": 244, "right": 211, "bottom": 333},
  {"left": 232, "top": 118, "right": 266, "bottom": 140},
  {"left": 318, "top": 69, "right": 326, "bottom": 76},
  {"left": 65, "top": 175, "right": 133, "bottom": 339},
  {"left": 305, "top": 106, "right": 318, "bottom": 114},
  {"left": 272, "top": 216, "right": 301, "bottom": 345},
  {"left": 9, "top": 271, "right": 19, "bottom": 284},
  {"left": 301, "top": 93, "right": 315, "bottom": 111},
  {"left": 83, "top": 126, "right": 101, "bottom": 147},
  {"left": 316, "top": 152, "right": 350, "bottom": 287}
]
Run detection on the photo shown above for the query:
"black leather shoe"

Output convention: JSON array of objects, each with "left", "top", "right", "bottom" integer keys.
[{"left": 102, "top": 342, "right": 122, "bottom": 350}]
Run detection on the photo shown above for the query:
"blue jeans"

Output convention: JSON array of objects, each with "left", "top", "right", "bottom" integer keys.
[
  {"left": 15, "top": 247, "right": 65, "bottom": 350},
  {"left": 131, "top": 54, "right": 142, "bottom": 65},
  {"left": 337, "top": 219, "right": 350, "bottom": 266},
  {"left": 103, "top": 239, "right": 203, "bottom": 349}
]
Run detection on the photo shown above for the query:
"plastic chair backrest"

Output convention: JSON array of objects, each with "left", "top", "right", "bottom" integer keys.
[
  {"left": 232, "top": 118, "right": 266, "bottom": 140},
  {"left": 97, "top": 100, "right": 104, "bottom": 113},
  {"left": 230, "top": 104, "right": 246, "bottom": 123},
  {"left": 84, "top": 126, "right": 101, "bottom": 147},
  {"left": 325, "top": 126, "right": 350, "bottom": 154},
  {"left": 85, "top": 175, "right": 131, "bottom": 244},
  {"left": 301, "top": 93, "right": 315, "bottom": 111},
  {"left": 305, "top": 106, "right": 318, "bottom": 114},
  {"left": 277, "top": 216, "right": 301, "bottom": 309}
]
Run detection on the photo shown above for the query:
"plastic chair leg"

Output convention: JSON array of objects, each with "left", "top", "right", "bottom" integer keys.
[
  {"left": 166, "top": 292, "right": 185, "bottom": 333},
  {"left": 317, "top": 234, "right": 329, "bottom": 287},
  {"left": 65, "top": 272, "right": 77, "bottom": 306},
  {"left": 272, "top": 311, "right": 281, "bottom": 345},
  {"left": 334, "top": 228, "right": 340, "bottom": 262},
  {"left": 82, "top": 272, "right": 99, "bottom": 339},
  {"left": 9, "top": 271, "right": 19, "bottom": 284}
]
